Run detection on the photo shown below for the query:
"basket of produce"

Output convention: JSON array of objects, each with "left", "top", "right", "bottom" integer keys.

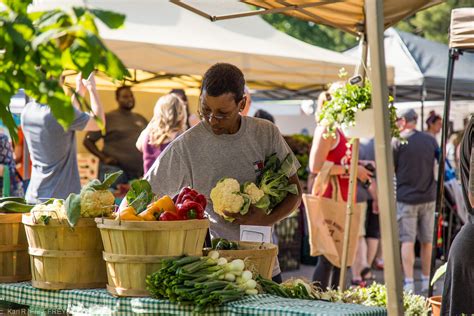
[
  {"left": 205, "top": 239, "right": 278, "bottom": 279},
  {"left": 0, "top": 197, "right": 34, "bottom": 282},
  {"left": 22, "top": 172, "right": 122, "bottom": 290},
  {"left": 96, "top": 182, "right": 209, "bottom": 297}
]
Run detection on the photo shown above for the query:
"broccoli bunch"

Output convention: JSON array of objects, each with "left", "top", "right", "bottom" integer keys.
[{"left": 257, "top": 154, "right": 298, "bottom": 211}]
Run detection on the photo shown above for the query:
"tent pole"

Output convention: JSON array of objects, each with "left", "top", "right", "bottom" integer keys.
[
  {"left": 420, "top": 85, "right": 425, "bottom": 131},
  {"left": 357, "top": 34, "right": 368, "bottom": 79},
  {"left": 338, "top": 138, "right": 359, "bottom": 291},
  {"left": 428, "top": 48, "right": 459, "bottom": 298},
  {"left": 366, "top": 1, "right": 404, "bottom": 315}
]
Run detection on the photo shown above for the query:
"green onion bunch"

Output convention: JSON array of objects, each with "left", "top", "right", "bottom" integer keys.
[
  {"left": 146, "top": 251, "right": 258, "bottom": 312},
  {"left": 257, "top": 275, "right": 325, "bottom": 300}
]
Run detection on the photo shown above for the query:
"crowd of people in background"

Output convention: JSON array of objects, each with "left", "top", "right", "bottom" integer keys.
[
  {"left": 0, "top": 73, "right": 276, "bottom": 200},
  {"left": 307, "top": 81, "right": 471, "bottom": 296}
]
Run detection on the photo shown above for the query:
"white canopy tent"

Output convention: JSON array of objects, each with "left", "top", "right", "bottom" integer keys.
[
  {"left": 346, "top": 28, "right": 474, "bottom": 102},
  {"left": 30, "top": 0, "right": 388, "bottom": 97}
]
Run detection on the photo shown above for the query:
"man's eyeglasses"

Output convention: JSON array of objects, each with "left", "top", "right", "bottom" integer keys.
[
  {"left": 198, "top": 97, "right": 245, "bottom": 122},
  {"left": 198, "top": 109, "right": 235, "bottom": 121}
]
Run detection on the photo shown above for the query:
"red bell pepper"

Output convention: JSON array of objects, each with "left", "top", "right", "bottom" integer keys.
[
  {"left": 159, "top": 211, "right": 180, "bottom": 221},
  {"left": 175, "top": 187, "right": 207, "bottom": 217},
  {"left": 176, "top": 187, "right": 192, "bottom": 204},
  {"left": 177, "top": 200, "right": 204, "bottom": 220},
  {"left": 194, "top": 194, "right": 207, "bottom": 209}
]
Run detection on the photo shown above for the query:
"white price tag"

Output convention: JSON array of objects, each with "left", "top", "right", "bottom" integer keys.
[{"left": 240, "top": 225, "right": 272, "bottom": 243}]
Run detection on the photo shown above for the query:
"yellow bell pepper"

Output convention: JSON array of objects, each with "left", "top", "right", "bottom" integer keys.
[
  {"left": 138, "top": 208, "right": 158, "bottom": 221},
  {"left": 140, "top": 195, "right": 177, "bottom": 221},
  {"left": 116, "top": 206, "right": 144, "bottom": 221}
]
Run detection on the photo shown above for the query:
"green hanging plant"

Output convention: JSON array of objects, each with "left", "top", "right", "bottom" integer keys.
[{"left": 316, "top": 69, "right": 402, "bottom": 141}]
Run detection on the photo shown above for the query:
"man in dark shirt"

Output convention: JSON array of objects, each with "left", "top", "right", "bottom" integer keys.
[
  {"left": 84, "top": 86, "right": 148, "bottom": 183},
  {"left": 392, "top": 108, "right": 439, "bottom": 293},
  {"left": 442, "top": 114, "right": 474, "bottom": 315}
]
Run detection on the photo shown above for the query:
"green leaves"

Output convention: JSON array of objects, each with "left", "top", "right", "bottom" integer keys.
[
  {"left": 431, "top": 262, "right": 447, "bottom": 286},
  {"left": 317, "top": 75, "right": 402, "bottom": 141},
  {"left": 90, "top": 9, "right": 125, "bottom": 29},
  {"left": 82, "top": 170, "right": 122, "bottom": 192},
  {"left": 2, "top": 0, "right": 32, "bottom": 15},
  {"left": 65, "top": 193, "right": 82, "bottom": 227},
  {"left": 258, "top": 154, "right": 299, "bottom": 212},
  {"left": 126, "top": 179, "right": 154, "bottom": 213},
  {"left": 0, "top": 4, "right": 129, "bottom": 137},
  {"left": 70, "top": 39, "right": 95, "bottom": 77}
]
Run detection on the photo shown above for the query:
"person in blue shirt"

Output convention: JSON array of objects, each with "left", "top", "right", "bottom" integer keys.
[{"left": 21, "top": 73, "right": 105, "bottom": 203}]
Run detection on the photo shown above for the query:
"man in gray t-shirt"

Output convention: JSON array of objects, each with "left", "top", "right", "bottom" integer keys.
[
  {"left": 145, "top": 63, "right": 302, "bottom": 281},
  {"left": 22, "top": 74, "right": 105, "bottom": 203},
  {"left": 392, "top": 108, "right": 439, "bottom": 293}
]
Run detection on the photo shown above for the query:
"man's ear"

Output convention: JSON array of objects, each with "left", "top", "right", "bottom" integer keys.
[{"left": 239, "top": 96, "right": 247, "bottom": 111}]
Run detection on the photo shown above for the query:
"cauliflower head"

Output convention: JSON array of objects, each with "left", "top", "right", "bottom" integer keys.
[
  {"left": 243, "top": 182, "right": 270, "bottom": 211},
  {"left": 80, "top": 189, "right": 115, "bottom": 218},
  {"left": 31, "top": 199, "right": 67, "bottom": 220},
  {"left": 210, "top": 178, "right": 251, "bottom": 220},
  {"left": 243, "top": 182, "right": 265, "bottom": 204}
]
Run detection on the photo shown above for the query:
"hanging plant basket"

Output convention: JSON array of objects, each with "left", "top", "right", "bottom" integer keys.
[
  {"left": 343, "top": 108, "right": 375, "bottom": 138},
  {"left": 316, "top": 70, "right": 401, "bottom": 141}
]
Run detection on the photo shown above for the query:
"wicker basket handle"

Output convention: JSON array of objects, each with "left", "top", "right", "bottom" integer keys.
[{"left": 31, "top": 209, "right": 62, "bottom": 225}]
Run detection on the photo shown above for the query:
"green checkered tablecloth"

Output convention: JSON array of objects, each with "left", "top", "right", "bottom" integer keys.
[{"left": 0, "top": 282, "right": 387, "bottom": 315}]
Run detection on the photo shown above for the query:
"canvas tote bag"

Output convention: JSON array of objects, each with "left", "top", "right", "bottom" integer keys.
[{"left": 302, "top": 161, "right": 362, "bottom": 268}]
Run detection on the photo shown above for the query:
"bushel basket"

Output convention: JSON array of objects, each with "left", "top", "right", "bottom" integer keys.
[
  {"left": 205, "top": 241, "right": 278, "bottom": 279},
  {"left": 22, "top": 214, "right": 106, "bottom": 290},
  {"left": 96, "top": 218, "right": 209, "bottom": 297}
]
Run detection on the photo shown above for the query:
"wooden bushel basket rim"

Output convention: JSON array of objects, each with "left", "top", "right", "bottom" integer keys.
[
  {"left": 22, "top": 214, "right": 97, "bottom": 227},
  {"left": 102, "top": 252, "right": 179, "bottom": 263},
  {"left": 205, "top": 241, "right": 278, "bottom": 257},
  {"left": 0, "top": 213, "right": 26, "bottom": 223},
  {"left": 28, "top": 248, "right": 102, "bottom": 258},
  {"left": 95, "top": 217, "right": 210, "bottom": 231}
]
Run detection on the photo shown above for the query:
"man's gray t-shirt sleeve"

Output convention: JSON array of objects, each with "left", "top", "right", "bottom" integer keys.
[
  {"left": 271, "top": 125, "right": 301, "bottom": 177},
  {"left": 68, "top": 107, "right": 90, "bottom": 131},
  {"left": 145, "top": 147, "right": 192, "bottom": 198}
]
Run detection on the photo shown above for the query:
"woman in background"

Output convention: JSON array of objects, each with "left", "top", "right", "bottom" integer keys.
[
  {"left": 309, "top": 86, "right": 372, "bottom": 289},
  {"left": 426, "top": 111, "right": 442, "bottom": 138},
  {"left": 136, "top": 94, "right": 187, "bottom": 174}
]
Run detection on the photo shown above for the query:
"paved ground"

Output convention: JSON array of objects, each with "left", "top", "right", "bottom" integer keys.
[{"left": 281, "top": 258, "right": 444, "bottom": 297}]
